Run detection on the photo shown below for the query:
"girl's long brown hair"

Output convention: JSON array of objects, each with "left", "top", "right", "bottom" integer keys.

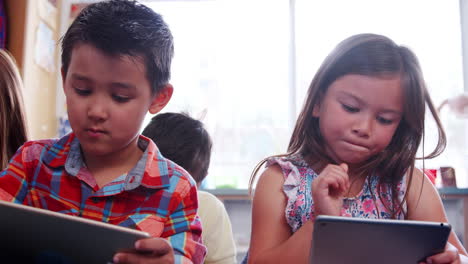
[
  {"left": 249, "top": 34, "right": 446, "bottom": 218},
  {"left": 0, "top": 50, "right": 28, "bottom": 169}
]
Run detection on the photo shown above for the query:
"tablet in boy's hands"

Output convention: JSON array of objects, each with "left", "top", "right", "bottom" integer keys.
[
  {"left": 0, "top": 200, "right": 150, "bottom": 264},
  {"left": 310, "top": 215, "right": 451, "bottom": 264}
]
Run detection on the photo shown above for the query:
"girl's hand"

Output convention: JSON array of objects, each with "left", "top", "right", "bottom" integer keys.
[
  {"left": 312, "top": 163, "right": 349, "bottom": 216},
  {"left": 113, "top": 237, "right": 174, "bottom": 264},
  {"left": 419, "top": 242, "right": 461, "bottom": 264}
]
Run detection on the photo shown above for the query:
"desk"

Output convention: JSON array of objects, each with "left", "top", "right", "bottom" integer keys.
[
  {"left": 206, "top": 188, "right": 250, "bottom": 201},
  {"left": 439, "top": 187, "right": 468, "bottom": 245},
  {"left": 206, "top": 188, "right": 468, "bottom": 246}
]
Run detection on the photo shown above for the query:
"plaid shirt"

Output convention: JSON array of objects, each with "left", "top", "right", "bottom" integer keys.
[{"left": 0, "top": 133, "right": 206, "bottom": 263}]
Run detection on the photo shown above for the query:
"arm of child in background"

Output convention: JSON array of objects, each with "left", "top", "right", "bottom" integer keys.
[
  {"left": 200, "top": 193, "right": 237, "bottom": 264},
  {"left": 113, "top": 177, "right": 206, "bottom": 264},
  {"left": 406, "top": 168, "right": 468, "bottom": 264}
]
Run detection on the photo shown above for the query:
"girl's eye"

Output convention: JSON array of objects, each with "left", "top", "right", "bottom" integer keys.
[
  {"left": 342, "top": 104, "right": 359, "bottom": 113},
  {"left": 112, "top": 94, "right": 130, "bottom": 103},
  {"left": 74, "top": 87, "right": 91, "bottom": 96},
  {"left": 377, "top": 116, "right": 393, "bottom": 125}
]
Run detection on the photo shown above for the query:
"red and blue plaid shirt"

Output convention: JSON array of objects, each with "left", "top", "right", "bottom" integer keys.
[{"left": 0, "top": 133, "right": 206, "bottom": 263}]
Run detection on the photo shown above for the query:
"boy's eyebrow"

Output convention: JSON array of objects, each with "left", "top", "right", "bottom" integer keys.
[
  {"left": 110, "top": 82, "right": 136, "bottom": 90},
  {"left": 70, "top": 74, "right": 136, "bottom": 90},
  {"left": 71, "top": 73, "right": 92, "bottom": 82},
  {"left": 338, "top": 91, "right": 402, "bottom": 115}
]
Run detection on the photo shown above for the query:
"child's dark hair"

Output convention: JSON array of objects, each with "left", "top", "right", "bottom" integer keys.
[
  {"left": 60, "top": 0, "right": 174, "bottom": 95},
  {"left": 142, "top": 112, "right": 212, "bottom": 184},
  {"left": 250, "top": 33, "right": 446, "bottom": 218}
]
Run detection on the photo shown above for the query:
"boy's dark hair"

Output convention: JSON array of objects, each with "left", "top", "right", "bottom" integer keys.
[
  {"left": 142, "top": 112, "right": 212, "bottom": 184},
  {"left": 60, "top": 0, "right": 174, "bottom": 95}
]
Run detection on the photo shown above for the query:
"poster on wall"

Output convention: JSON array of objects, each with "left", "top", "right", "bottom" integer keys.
[
  {"left": 34, "top": 21, "right": 55, "bottom": 73},
  {"left": 69, "top": 4, "right": 89, "bottom": 24},
  {"left": 38, "top": 0, "right": 58, "bottom": 30}
]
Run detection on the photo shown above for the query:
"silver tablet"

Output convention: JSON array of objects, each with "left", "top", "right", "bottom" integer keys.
[
  {"left": 0, "top": 200, "right": 150, "bottom": 264},
  {"left": 310, "top": 215, "right": 451, "bottom": 264}
]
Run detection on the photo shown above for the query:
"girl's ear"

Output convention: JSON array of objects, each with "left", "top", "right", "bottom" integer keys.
[
  {"left": 149, "top": 84, "right": 173, "bottom": 114},
  {"left": 312, "top": 102, "right": 321, "bottom": 117},
  {"left": 312, "top": 92, "right": 324, "bottom": 117}
]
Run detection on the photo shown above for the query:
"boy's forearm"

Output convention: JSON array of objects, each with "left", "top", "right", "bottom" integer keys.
[
  {"left": 166, "top": 217, "right": 206, "bottom": 264},
  {"left": 164, "top": 182, "right": 205, "bottom": 264}
]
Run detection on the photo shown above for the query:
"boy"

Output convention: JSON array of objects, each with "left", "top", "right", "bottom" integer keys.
[
  {"left": 143, "top": 112, "right": 237, "bottom": 264},
  {"left": 0, "top": 1, "right": 205, "bottom": 263}
]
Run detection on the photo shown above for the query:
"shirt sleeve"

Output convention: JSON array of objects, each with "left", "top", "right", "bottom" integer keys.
[
  {"left": 201, "top": 193, "right": 237, "bottom": 264},
  {"left": 0, "top": 144, "right": 30, "bottom": 203},
  {"left": 162, "top": 174, "right": 206, "bottom": 264}
]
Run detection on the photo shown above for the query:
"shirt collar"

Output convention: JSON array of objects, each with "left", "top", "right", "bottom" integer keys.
[
  {"left": 42, "top": 133, "right": 75, "bottom": 168},
  {"left": 42, "top": 133, "right": 171, "bottom": 190},
  {"left": 137, "top": 135, "right": 171, "bottom": 190}
]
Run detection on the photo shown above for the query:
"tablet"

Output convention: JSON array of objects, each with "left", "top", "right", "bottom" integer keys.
[
  {"left": 310, "top": 215, "right": 451, "bottom": 264},
  {"left": 0, "top": 200, "right": 150, "bottom": 264}
]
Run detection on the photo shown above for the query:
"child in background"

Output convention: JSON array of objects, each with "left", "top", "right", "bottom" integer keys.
[
  {"left": 0, "top": 49, "right": 27, "bottom": 169},
  {"left": 247, "top": 33, "right": 468, "bottom": 264},
  {"left": 0, "top": 1, "right": 206, "bottom": 263},
  {"left": 143, "top": 112, "right": 237, "bottom": 264}
]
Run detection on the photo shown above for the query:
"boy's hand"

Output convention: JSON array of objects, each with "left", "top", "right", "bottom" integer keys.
[
  {"left": 419, "top": 242, "right": 462, "bottom": 264},
  {"left": 113, "top": 238, "right": 174, "bottom": 264},
  {"left": 312, "top": 163, "right": 349, "bottom": 216}
]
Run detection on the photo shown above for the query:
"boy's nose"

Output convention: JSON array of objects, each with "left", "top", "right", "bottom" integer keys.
[{"left": 87, "top": 100, "right": 108, "bottom": 121}]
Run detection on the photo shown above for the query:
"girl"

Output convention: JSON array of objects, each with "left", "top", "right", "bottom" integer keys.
[
  {"left": 0, "top": 49, "right": 27, "bottom": 169},
  {"left": 247, "top": 33, "right": 467, "bottom": 264}
]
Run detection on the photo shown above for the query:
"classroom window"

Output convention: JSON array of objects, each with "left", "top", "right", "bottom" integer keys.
[
  {"left": 143, "top": 0, "right": 467, "bottom": 189},
  {"left": 144, "top": 0, "right": 291, "bottom": 189}
]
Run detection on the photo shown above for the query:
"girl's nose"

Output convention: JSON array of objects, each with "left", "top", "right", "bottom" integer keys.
[{"left": 351, "top": 115, "right": 372, "bottom": 138}]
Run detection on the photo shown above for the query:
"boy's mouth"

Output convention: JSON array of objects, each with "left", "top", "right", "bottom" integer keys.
[{"left": 86, "top": 128, "right": 106, "bottom": 137}]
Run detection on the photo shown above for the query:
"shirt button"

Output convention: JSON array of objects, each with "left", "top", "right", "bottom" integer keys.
[{"left": 91, "top": 197, "right": 99, "bottom": 203}]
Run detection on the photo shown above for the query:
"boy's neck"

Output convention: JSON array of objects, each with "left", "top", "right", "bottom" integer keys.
[{"left": 81, "top": 139, "right": 144, "bottom": 188}]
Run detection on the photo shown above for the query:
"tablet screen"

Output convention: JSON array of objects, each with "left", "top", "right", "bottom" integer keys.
[
  {"left": 310, "top": 215, "right": 451, "bottom": 264},
  {"left": 0, "top": 201, "right": 150, "bottom": 264}
]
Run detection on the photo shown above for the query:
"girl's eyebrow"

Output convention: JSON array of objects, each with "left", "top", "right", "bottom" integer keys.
[
  {"left": 336, "top": 91, "right": 364, "bottom": 103},
  {"left": 337, "top": 91, "right": 403, "bottom": 115}
]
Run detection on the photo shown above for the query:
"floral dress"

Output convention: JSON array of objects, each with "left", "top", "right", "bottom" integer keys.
[{"left": 267, "top": 153, "right": 407, "bottom": 232}]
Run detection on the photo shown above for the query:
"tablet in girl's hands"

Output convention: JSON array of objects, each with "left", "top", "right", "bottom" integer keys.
[
  {"left": 310, "top": 215, "right": 451, "bottom": 264},
  {"left": 0, "top": 200, "right": 150, "bottom": 264}
]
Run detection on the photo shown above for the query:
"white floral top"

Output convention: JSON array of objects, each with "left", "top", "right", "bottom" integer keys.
[{"left": 267, "top": 153, "right": 407, "bottom": 232}]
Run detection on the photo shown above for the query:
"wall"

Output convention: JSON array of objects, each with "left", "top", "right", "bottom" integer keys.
[
  {"left": 5, "top": 0, "right": 26, "bottom": 73},
  {"left": 5, "top": 0, "right": 60, "bottom": 140}
]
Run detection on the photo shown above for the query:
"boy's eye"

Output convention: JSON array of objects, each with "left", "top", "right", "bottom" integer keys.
[
  {"left": 112, "top": 94, "right": 130, "bottom": 103},
  {"left": 341, "top": 104, "right": 359, "bottom": 113},
  {"left": 74, "top": 87, "right": 91, "bottom": 96},
  {"left": 376, "top": 116, "right": 393, "bottom": 125}
]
